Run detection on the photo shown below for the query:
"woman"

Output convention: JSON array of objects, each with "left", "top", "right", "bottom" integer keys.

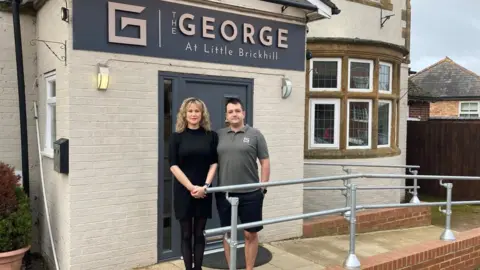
[{"left": 169, "top": 97, "right": 218, "bottom": 270}]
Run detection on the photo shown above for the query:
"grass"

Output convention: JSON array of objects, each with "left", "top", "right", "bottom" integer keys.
[
  {"left": 404, "top": 193, "right": 480, "bottom": 228},
  {"left": 418, "top": 194, "right": 480, "bottom": 223}
]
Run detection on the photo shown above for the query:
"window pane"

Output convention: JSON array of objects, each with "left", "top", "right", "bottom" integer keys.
[
  {"left": 461, "top": 102, "right": 478, "bottom": 112},
  {"left": 379, "top": 64, "right": 391, "bottom": 91},
  {"left": 460, "top": 103, "right": 470, "bottom": 111},
  {"left": 313, "top": 103, "right": 335, "bottom": 144},
  {"left": 163, "top": 216, "right": 171, "bottom": 251},
  {"left": 47, "top": 80, "right": 57, "bottom": 97},
  {"left": 162, "top": 79, "right": 173, "bottom": 252},
  {"left": 312, "top": 61, "right": 338, "bottom": 89},
  {"left": 460, "top": 113, "right": 479, "bottom": 118},
  {"left": 348, "top": 102, "right": 370, "bottom": 147},
  {"left": 51, "top": 105, "right": 56, "bottom": 146},
  {"left": 350, "top": 62, "right": 371, "bottom": 89},
  {"left": 378, "top": 102, "right": 390, "bottom": 146}
]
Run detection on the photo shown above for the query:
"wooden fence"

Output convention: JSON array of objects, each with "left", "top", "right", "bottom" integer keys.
[{"left": 406, "top": 120, "right": 480, "bottom": 200}]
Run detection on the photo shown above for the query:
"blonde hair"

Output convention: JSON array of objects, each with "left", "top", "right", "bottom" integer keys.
[{"left": 175, "top": 97, "right": 211, "bottom": 132}]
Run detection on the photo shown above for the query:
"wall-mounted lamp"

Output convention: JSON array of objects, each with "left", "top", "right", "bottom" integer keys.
[
  {"left": 61, "top": 7, "right": 69, "bottom": 22},
  {"left": 97, "top": 64, "right": 109, "bottom": 90},
  {"left": 281, "top": 77, "right": 292, "bottom": 99},
  {"left": 306, "top": 49, "right": 313, "bottom": 60}
]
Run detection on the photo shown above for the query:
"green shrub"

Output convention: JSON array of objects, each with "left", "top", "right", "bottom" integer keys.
[
  {"left": 0, "top": 162, "right": 32, "bottom": 252},
  {"left": 0, "top": 162, "right": 19, "bottom": 217}
]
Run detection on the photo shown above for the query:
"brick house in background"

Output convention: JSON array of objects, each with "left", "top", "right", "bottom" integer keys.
[
  {"left": 408, "top": 79, "right": 433, "bottom": 121},
  {"left": 408, "top": 57, "right": 480, "bottom": 120}
]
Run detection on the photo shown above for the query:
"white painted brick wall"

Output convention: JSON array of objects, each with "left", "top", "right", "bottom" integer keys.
[
  {"left": 35, "top": 0, "right": 71, "bottom": 269},
  {"left": 0, "top": 8, "right": 40, "bottom": 251},
  {"left": 65, "top": 51, "right": 305, "bottom": 270},
  {"left": 63, "top": 0, "right": 307, "bottom": 269}
]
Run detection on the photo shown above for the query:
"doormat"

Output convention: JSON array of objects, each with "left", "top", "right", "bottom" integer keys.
[{"left": 202, "top": 246, "right": 273, "bottom": 269}]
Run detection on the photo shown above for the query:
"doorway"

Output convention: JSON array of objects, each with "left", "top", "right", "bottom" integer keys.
[{"left": 157, "top": 71, "right": 253, "bottom": 261}]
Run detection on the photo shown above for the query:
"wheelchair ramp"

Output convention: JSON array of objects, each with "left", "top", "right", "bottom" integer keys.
[
  {"left": 270, "top": 225, "right": 446, "bottom": 269},
  {"left": 136, "top": 226, "right": 447, "bottom": 269}
]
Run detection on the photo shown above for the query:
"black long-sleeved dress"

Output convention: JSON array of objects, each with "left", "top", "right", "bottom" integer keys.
[{"left": 168, "top": 127, "right": 218, "bottom": 220}]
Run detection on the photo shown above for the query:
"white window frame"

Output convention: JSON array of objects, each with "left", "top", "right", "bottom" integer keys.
[
  {"left": 309, "top": 98, "right": 341, "bottom": 149},
  {"left": 347, "top": 99, "right": 372, "bottom": 149},
  {"left": 458, "top": 101, "right": 480, "bottom": 118},
  {"left": 309, "top": 57, "right": 342, "bottom": 92},
  {"left": 348, "top": 58, "right": 374, "bottom": 92},
  {"left": 43, "top": 72, "right": 56, "bottom": 158},
  {"left": 377, "top": 100, "right": 392, "bottom": 148},
  {"left": 379, "top": 62, "right": 393, "bottom": 94}
]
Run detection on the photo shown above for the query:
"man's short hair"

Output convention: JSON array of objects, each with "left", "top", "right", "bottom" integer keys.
[{"left": 225, "top": 97, "right": 244, "bottom": 111}]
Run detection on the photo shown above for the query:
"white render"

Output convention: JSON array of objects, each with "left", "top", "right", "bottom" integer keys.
[{"left": 307, "top": 0, "right": 406, "bottom": 46}]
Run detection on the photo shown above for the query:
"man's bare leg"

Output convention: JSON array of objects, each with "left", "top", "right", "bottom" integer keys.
[
  {"left": 244, "top": 231, "right": 259, "bottom": 270},
  {"left": 223, "top": 234, "right": 231, "bottom": 267}
]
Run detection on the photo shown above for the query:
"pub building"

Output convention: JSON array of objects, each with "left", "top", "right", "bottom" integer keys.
[{"left": 0, "top": 0, "right": 340, "bottom": 269}]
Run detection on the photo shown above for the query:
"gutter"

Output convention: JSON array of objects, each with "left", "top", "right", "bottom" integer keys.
[
  {"left": 317, "top": 0, "right": 341, "bottom": 14},
  {"left": 261, "top": 0, "right": 318, "bottom": 11}
]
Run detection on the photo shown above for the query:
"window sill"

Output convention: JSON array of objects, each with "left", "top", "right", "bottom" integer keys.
[
  {"left": 305, "top": 147, "right": 401, "bottom": 159},
  {"left": 42, "top": 150, "right": 54, "bottom": 159}
]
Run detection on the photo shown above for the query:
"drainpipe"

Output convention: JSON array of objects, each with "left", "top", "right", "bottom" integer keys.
[{"left": 11, "top": 0, "right": 30, "bottom": 197}]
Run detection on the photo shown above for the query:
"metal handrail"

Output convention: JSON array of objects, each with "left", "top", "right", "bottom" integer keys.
[
  {"left": 303, "top": 163, "right": 423, "bottom": 209},
  {"left": 364, "top": 173, "right": 480, "bottom": 180},
  {"left": 205, "top": 174, "right": 362, "bottom": 193},
  {"left": 304, "top": 162, "right": 420, "bottom": 169},
  {"left": 204, "top": 207, "right": 350, "bottom": 236},
  {"left": 204, "top": 172, "right": 480, "bottom": 270},
  {"left": 304, "top": 185, "right": 421, "bottom": 190}
]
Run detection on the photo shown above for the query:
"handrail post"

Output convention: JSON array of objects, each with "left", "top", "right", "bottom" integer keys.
[
  {"left": 343, "top": 184, "right": 361, "bottom": 269},
  {"left": 227, "top": 195, "right": 239, "bottom": 270},
  {"left": 408, "top": 169, "right": 420, "bottom": 203},
  {"left": 439, "top": 181, "right": 455, "bottom": 241},
  {"left": 342, "top": 166, "right": 352, "bottom": 218}
]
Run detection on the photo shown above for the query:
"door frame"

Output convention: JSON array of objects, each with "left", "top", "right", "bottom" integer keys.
[{"left": 157, "top": 71, "right": 254, "bottom": 262}]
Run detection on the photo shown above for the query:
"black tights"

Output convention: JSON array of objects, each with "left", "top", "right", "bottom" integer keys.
[{"left": 180, "top": 217, "right": 207, "bottom": 270}]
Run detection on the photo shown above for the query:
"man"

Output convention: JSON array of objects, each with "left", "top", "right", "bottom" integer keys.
[{"left": 215, "top": 97, "right": 270, "bottom": 270}]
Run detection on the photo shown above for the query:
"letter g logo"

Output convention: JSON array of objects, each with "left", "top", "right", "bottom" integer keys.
[{"left": 108, "top": 2, "right": 147, "bottom": 46}]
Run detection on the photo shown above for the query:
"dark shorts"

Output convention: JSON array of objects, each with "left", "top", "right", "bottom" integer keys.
[{"left": 215, "top": 189, "right": 265, "bottom": 233}]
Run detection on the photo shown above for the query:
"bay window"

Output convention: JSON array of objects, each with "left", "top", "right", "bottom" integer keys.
[{"left": 305, "top": 38, "right": 406, "bottom": 158}]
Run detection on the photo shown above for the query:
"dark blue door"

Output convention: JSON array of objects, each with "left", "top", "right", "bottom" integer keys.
[{"left": 158, "top": 72, "right": 253, "bottom": 261}]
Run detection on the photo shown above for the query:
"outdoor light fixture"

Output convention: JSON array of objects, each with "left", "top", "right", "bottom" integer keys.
[
  {"left": 281, "top": 77, "right": 292, "bottom": 99},
  {"left": 61, "top": 7, "right": 69, "bottom": 22},
  {"left": 97, "top": 64, "right": 109, "bottom": 90}
]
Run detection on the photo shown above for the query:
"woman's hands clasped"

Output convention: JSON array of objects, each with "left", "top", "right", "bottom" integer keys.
[{"left": 190, "top": 185, "right": 207, "bottom": 199}]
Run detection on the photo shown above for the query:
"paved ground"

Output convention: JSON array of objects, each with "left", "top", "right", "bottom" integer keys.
[{"left": 136, "top": 225, "right": 446, "bottom": 270}]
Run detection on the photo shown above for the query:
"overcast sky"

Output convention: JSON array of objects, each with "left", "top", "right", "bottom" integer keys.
[{"left": 410, "top": 0, "right": 480, "bottom": 74}]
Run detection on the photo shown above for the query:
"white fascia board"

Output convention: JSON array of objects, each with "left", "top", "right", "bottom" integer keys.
[{"left": 306, "top": 0, "right": 333, "bottom": 19}]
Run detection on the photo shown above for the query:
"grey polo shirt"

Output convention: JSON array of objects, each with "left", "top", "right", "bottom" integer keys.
[{"left": 217, "top": 125, "right": 269, "bottom": 193}]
